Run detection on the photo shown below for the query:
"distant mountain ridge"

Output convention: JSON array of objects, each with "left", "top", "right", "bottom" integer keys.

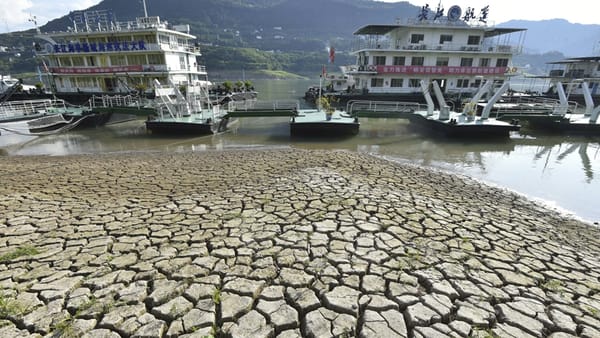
[
  {"left": 500, "top": 19, "right": 600, "bottom": 56},
  {"left": 2, "top": 0, "right": 600, "bottom": 75},
  {"left": 37, "top": 0, "right": 600, "bottom": 57}
]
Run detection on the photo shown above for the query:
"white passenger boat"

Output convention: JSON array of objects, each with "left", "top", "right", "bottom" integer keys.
[
  {"left": 33, "top": 1, "right": 206, "bottom": 105},
  {"left": 328, "top": 3, "right": 526, "bottom": 106}
]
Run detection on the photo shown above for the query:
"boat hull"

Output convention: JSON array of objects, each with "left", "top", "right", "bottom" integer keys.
[
  {"left": 26, "top": 114, "right": 92, "bottom": 134},
  {"left": 145, "top": 117, "right": 231, "bottom": 135},
  {"left": 526, "top": 116, "right": 600, "bottom": 135},
  {"left": 408, "top": 114, "right": 520, "bottom": 138},
  {"left": 69, "top": 110, "right": 113, "bottom": 129},
  {"left": 290, "top": 121, "right": 359, "bottom": 137},
  {"left": 316, "top": 92, "right": 464, "bottom": 109},
  {"left": 290, "top": 109, "right": 359, "bottom": 137}
]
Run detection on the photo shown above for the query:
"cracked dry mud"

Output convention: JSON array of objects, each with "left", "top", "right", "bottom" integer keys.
[{"left": 0, "top": 149, "right": 599, "bottom": 338}]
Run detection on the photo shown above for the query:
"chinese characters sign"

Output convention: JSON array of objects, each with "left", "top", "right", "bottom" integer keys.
[
  {"left": 49, "top": 65, "right": 144, "bottom": 74},
  {"left": 377, "top": 65, "right": 508, "bottom": 75},
  {"left": 51, "top": 41, "right": 147, "bottom": 53},
  {"left": 418, "top": 3, "right": 489, "bottom": 23}
]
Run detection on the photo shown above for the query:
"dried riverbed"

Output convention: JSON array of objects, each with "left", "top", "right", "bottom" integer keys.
[{"left": 0, "top": 149, "right": 599, "bottom": 337}]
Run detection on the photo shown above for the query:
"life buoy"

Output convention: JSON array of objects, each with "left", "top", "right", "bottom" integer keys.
[
  {"left": 367, "top": 65, "right": 376, "bottom": 72},
  {"left": 511, "top": 67, "right": 517, "bottom": 73}
]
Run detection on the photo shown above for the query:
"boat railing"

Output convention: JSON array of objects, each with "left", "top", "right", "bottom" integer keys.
[
  {"left": 346, "top": 100, "right": 423, "bottom": 115},
  {"left": 353, "top": 40, "right": 522, "bottom": 54},
  {"left": 0, "top": 99, "right": 68, "bottom": 119},
  {"left": 489, "top": 96, "right": 580, "bottom": 118},
  {"left": 90, "top": 95, "right": 147, "bottom": 109},
  {"left": 231, "top": 100, "right": 298, "bottom": 112}
]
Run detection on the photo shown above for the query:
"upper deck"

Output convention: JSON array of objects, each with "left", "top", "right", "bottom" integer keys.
[
  {"left": 35, "top": 12, "right": 200, "bottom": 58},
  {"left": 351, "top": 12, "right": 526, "bottom": 56}
]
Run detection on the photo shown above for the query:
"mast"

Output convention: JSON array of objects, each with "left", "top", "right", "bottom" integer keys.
[{"left": 142, "top": 0, "right": 148, "bottom": 17}]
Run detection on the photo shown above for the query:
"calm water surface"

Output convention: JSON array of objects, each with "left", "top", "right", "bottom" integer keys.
[{"left": 1, "top": 79, "right": 599, "bottom": 224}]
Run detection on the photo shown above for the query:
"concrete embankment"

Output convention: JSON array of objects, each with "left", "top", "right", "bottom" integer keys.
[{"left": 0, "top": 149, "right": 599, "bottom": 337}]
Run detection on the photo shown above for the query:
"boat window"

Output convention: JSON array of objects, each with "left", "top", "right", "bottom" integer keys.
[
  {"left": 479, "top": 58, "right": 490, "bottom": 67},
  {"left": 370, "top": 78, "right": 384, "bottom": 87},
  {"left": 72, "top": 56, "right": 85, "bottom": 67},
  {"left": 436, "top": 57, "right": 449, "bottom": 66},
  {"left": 467, "top": 35, "right": 481, "bottom": 45},
  {"left": 439, "top": 35, "right": 453, "bottom": 44},
  {"left": 471, "top": 79, "right": 482, "bottom": 88},
  {"left": 393, "top": 56, "right": 405, "bottom": 66},
  {"left": 147, "top": 54, "right": 165, "bottom": 65},
  {"left": 128, "top": 55, "right": 146, "bottom": 65},
  {"left": 496, "top": 58, "right": 509, "bottom": 67},
  {"left": 59, "top": 57, "right": 72, "bottom": 67},
  {"left": 374, "top": 56, "right": 386, "bottom": 65},
  {"left": 457, "top": 79, "right": 470, "bottom": 88},
  {"left": 391, "top": 79, "right": 403, "bottom": 87},
  {"left": 110, "top": 55, "right": 127, "bottom": 66},
  {"left": 142, "top": 34, "right": 157, "bottom": 43},
  {"left": 410, "top": 34, "right": 424, "bottom": 44},
  {"left": 159, "top": 34, "right": 170, "bottom": 45},
  {"left": 179, "top": 56, "right": 187, "bottom": 70},
  {"left": 411, "top": 57, "right": 424, "bottom": 66},
  {"left": 408, "top": 79, "right": 420, "bottom": 87},
  {"left": 460, "top": 58, "right": 473, "bottom": 67}
]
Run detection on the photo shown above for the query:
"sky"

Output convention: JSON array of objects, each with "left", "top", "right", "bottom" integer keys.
[
  {"left": 0, "top": 0, "right": 596, "bottom": 33},
  {"left": 0, "top": 0, "right": 100, "bottom": 33}
]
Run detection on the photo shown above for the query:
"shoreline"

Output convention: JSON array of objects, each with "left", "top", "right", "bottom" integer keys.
[
  {"left": 1, "top": 149, "right": 600, "bottom": 337},
  {"left": 376, "top": 153, "right": 598, "bottom": 227}
]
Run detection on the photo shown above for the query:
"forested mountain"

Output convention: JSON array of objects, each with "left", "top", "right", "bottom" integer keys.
[{"left": 0, "top": 0, "right": 598, "bottom": 77}]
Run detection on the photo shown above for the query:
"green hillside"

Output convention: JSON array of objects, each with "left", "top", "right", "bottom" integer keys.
[{"left": 0, "top": 0, "right": 417, "bottom": 76}]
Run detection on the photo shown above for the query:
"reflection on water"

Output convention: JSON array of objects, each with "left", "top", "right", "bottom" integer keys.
[{"left": 1, "top": 79, "right": 599, "bottom": 224}]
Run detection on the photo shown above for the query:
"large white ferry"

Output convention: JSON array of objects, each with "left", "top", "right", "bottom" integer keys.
[
  {"left": 328, "top": 3, "right": 526, "bottom": 107},
  {"left": 33, "top": 3, "right": 207, "bottom": 105}
]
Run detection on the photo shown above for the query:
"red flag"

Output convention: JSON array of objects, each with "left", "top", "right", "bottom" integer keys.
[
  {"left": 329, "top": 47, "right": 335, "bottom": 64},
  {"left": 321, "top": 65, "right": 326, "bottom": 77}
]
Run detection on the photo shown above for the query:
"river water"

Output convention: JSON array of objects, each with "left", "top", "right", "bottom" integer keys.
[{"left": 1, "top": 78, "right": 599, "bottom": 224}]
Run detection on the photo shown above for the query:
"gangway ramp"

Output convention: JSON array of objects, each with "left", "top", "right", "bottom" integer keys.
[
  {"left": 226, "top": 100, "right": 298, "bottom": 117},
  {"left": 346, "top": 100, "right": 420, "bottom": 118}
]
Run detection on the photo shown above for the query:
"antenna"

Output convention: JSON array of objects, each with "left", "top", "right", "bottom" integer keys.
[
  {"left": 28, "top": 14, "right": 40, "bottom": 34},
  {"left": 142, "top": 0, "right": 148, "bottom": 17}
]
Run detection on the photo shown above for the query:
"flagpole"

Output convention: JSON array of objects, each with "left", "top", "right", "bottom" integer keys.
[{"left": 318, "top": 65, "right": 327, "bottom": 111}]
